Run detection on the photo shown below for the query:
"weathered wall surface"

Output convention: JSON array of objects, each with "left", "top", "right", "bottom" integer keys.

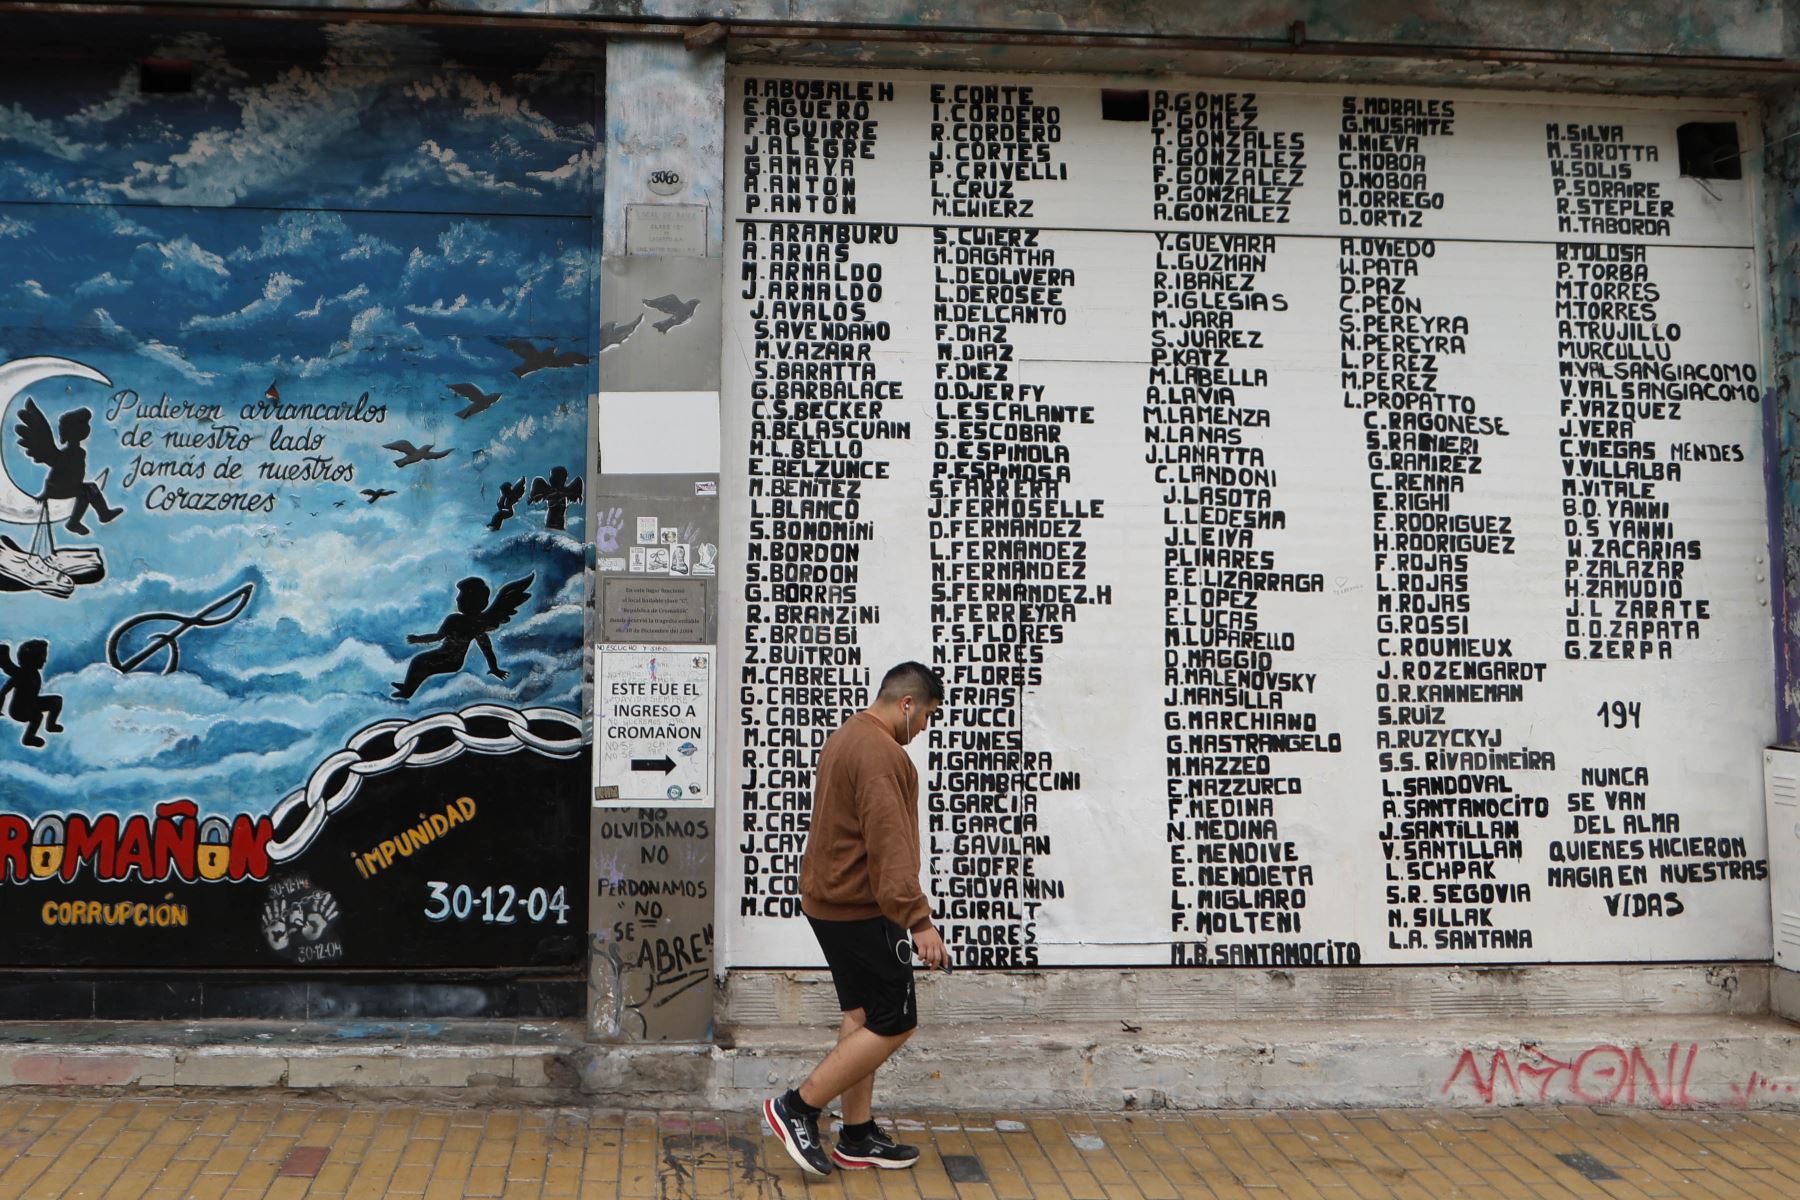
[
  {"left": 0, "top": 29, "right": 595, "bottom": 992},
  {"left": 53, "top": 1, "right": 1800, "bottom": 60},
  {"left": 1764, "top": 85, "right": 1800, "bottom": 741},
  {"left": 587, "top": 39, "right": 727, "bottom": 1043}
]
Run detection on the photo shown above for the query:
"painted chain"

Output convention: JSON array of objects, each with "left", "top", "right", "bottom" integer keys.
[{"left": 267, "top": 704, "right": 586, "bottom": 863}]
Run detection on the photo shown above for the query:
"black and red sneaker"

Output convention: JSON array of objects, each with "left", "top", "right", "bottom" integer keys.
[
  {"left": 763, "top": 1093, "right": 832, "bottom": 1177},
  {"left": 831, "top": 1124, "right": 922, "bottom": 1170}
]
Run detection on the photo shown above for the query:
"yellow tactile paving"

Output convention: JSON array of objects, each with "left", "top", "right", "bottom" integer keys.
[{"left": 3, "top": 1100, "right": 1800, "bottom": 1197}]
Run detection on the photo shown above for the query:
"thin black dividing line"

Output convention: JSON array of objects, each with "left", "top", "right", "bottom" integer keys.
[
  {"left": 0, "top": 197, "right": 596, "bottom": 223},
  {"left": 730, "top": 215, "right": 1752, "bottom": 253}
]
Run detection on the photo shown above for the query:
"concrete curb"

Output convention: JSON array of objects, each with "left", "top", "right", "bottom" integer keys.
[{"left": 586, "top": 1014, "right": 1800, "bottom": 1111}]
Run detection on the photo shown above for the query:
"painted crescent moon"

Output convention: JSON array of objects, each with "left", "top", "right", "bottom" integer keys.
[{"left": 0, "top": 356, "right": 113, "bottom": 527}]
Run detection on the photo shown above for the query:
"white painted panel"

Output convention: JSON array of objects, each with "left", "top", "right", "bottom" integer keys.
[
  {"left": 599, "top": 390, "right": 722, "bottom": 474},
  {"left": 721, "top": 67, "right": 1773, "bottom": 969}
]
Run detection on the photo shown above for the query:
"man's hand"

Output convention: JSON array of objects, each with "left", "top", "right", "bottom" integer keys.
[{"left": 912, "top": 925, "right": 949, "bottom": 970}]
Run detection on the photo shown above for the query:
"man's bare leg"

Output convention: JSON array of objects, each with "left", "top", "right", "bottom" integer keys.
[
  {"left": 796, "top": 1009, "right": 911, "bottom": 1114},
  {"left": 821, "top": 1009, "right": 875, "bottom": 1124}
]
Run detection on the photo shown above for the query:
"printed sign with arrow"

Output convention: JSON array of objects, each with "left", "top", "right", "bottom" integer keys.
[{"left": 596, "top": 645, "right": 713, "bottom": 807}]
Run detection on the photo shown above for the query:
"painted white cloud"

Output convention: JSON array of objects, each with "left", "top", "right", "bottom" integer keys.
[
  {"left": 0, "top": 215, "right": 29, "bottom": 239},
  {"left": 404, "top": 72, "right": 566, "bottom": 142},
  {"left": 140, "top": 234, "right": 231, "bottom": 295},
  {"left": 270, "top": 303, "right": 428, "bottom": 377},
  {"left": 0, "top": 102, "right": 90, "bottom": 160},
  {"left": 74, "top": 271, "right": 129, "bottom": 297},
  {"left": 89, "top": 308, "right": 216, "bottom": 385},
  {"left": 371, "top": 139, "right": 539, "bottom": 202},
  {"left": 108, "top": 63, "right": 382, "bottom": 205},
  {"left": 211, "top": 637, "right": 405, "bottom": 684},
  {"left": 527, "top": 146, "right": 596, "bottom": 187},
  {"left": 184, "top": 271, "right": 304, "bottom": 331},
  {"left": 67, "top": 67, "right": 145, "bottom": 129},
  {"left": 237, "top": 514, "right": 469, "bottom": 638},
  {"left": 230, "top": 211, "right": 352, "bottom": 261},
  {"left": 404, "top": 293, "right": 512, "bottom": 322},
  {"left": 342, "top": 233, "right": 400, "bottom": 261},
  {"left": 295, "top": 283, "right": 369, "bottom": 320}
]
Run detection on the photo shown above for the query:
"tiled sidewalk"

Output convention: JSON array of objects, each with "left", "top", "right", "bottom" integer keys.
[{"left": 3, "top": 1097, "right": 1800, "bottom": 1199}]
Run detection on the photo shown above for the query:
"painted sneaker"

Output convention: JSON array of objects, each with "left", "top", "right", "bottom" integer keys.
[
  {"left": 831, "top": 1124, "right": 922, "bottom": 1170},
  {"left": 763, "top": 1094, "right": 831, "bottom": 1177}
]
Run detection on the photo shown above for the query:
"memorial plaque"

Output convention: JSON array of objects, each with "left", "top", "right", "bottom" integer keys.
[
  {"left": 722, "top": 68, "right": 1772, "bottom": 969},
  {"left": 600, "top": 577, "right": 708, "bottom": 644}
]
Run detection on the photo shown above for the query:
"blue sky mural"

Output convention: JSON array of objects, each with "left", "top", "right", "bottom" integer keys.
[{"left": 0, "top": 29, "right": 599, "bottom": 820}]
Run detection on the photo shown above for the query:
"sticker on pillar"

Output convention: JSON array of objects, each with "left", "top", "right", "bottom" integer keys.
[{"left": 595, "top": 645, "right": 712, "bottom": 807}]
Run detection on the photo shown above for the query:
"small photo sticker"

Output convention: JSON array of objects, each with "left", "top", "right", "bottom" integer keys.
[{"left": 694, "top": 481, "right": 718, "bottom": 497}]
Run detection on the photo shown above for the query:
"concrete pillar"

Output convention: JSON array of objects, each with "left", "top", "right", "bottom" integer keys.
[
  {"left": 586, "top": 37, "right": 727, "bottom": 1046},
  {"left": 1762, "top": 74, "right": 1800, "bottom": 1018}
]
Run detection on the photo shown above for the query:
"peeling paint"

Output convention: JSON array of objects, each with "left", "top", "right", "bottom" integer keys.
[{"left": 1763, "top": 84, "right": 1800, "bottom": 741}]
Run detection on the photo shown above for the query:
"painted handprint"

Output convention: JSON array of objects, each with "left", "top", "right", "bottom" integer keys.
[
  {"left": 262, "top": 883, "right": 342, "bottom": 956},
  {"left": 262, "top": 899, "right": 292, "bottom": 951},
  {"left": 596, "top": 507, "right": 625, "bottom": 554},
  {"left": 298, "top": 893, "right": 340, "bottom": 941}
]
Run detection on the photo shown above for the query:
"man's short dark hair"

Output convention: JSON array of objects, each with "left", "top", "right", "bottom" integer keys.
[{"left": 877, "top": 661, "right": 944, "bottom": 705}]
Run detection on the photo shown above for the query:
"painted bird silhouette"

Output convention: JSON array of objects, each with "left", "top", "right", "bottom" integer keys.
[
  {"left": 360, "top": 488, "right": 396, "bottom": 504},
  {"left": 445, "top": 383, "right": 501, "bottom": 419},
  {"left": 381, "top": 440, "right": 453, "bottom": 467},
  {"left": 497, "top": 338, "right": 592, "bottom": 378},
  {"left": 599, "top": 314, "right": 643, "bottom": 354},
  {"left": 642, "top": 293, "right": 700, "bottom": 333}
]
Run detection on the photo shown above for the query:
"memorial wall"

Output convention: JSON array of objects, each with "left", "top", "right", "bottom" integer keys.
[{"left": 720, "top": 68, "right": 1774, "bottom": 969}]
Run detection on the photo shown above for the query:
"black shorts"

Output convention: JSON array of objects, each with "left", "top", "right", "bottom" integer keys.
[{"left": 806, "top": 914, "right": 918, "bottom": 1037}]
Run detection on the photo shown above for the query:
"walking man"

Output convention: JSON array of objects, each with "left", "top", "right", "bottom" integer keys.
[{"left": 762, "top": 661, "right": 949, "bottom": 1176}]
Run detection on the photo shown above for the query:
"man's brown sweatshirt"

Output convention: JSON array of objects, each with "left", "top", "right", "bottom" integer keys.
[{"left": 798, "top": 710, "right": 933, "bottom": 933}]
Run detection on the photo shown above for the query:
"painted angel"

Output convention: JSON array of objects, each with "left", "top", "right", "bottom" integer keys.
[
  {"left": 15, "top": 400, "right": 121, "bottom": 535},
  {"left": 390, "top": 573, "right": 534, "bottom": 700},
  {"left": 528, "top": 466, "right": 583, "bottom": 531}
]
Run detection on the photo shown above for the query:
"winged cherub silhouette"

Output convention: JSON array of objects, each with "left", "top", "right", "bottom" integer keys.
[
  {"left": 488, "top": 477, "right": 527, "bottom": 531},
  {"left": 14, "top": 400, "right": 121, "bottom": 535},
  {"left": 391, "top": 573, "right": 534, "bottom": 700},
  {"left": 0, "top": 639, "right": 63, "bottom": 748},
  {"left": 528, "top": 466, "right": 583, "bottom": 531}
]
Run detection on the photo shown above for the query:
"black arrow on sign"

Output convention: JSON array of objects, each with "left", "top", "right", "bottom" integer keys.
[{"left": 631, "top": 756, "right": 676, "bottom": 774}]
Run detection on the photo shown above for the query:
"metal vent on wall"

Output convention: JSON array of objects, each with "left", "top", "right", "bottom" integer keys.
[{"left": 1763, "top": 751, "right": 1800, "bottom": 967}]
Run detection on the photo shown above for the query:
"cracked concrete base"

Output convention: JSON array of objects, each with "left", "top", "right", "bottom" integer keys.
[
  {"left": 577, "top": 1014, "right": 1800, "bottom": 1112},
  {"left": 0, "top": 1020, "right": 585, "bottom": 1101}
]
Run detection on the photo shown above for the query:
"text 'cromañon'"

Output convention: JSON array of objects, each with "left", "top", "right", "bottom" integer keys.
[{"left": 0, "top": 801, "right": 275, "bottom": 884}]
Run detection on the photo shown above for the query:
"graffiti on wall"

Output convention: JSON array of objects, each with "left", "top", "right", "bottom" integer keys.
[
  {"left": 0, "top": 29, "right": 598, "bottom": 967},
  {"left": 1441, "top": 1042, "right": 1798, "bottom": 1108}
]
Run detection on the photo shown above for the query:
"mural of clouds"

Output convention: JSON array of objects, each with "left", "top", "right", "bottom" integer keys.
[{"left": 0, "top": 34, "right": 596, "bottom": 821}]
